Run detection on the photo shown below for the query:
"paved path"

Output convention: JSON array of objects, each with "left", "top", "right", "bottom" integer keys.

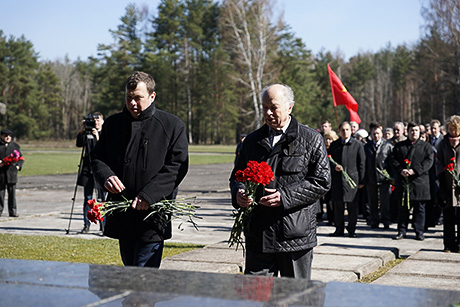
[{"left": 1, "top": 163, "right": 460, "bottom": 292}]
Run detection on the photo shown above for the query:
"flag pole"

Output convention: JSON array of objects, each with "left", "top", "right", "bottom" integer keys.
[{"left": 334, "top": 106, "right": 339, "bottom": 130}]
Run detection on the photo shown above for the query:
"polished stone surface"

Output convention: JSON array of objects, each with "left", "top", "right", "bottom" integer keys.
[
  {"left": 2, "top": 258, "right": 460, "bottom": 306},
  {"left": 0, "top": 259, "right": 325, "bottom": 306}
]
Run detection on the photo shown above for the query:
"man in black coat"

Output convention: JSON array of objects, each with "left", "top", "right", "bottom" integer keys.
[
  {"left": 391, "top": 122, "right": 434, "bottom": 241},
  {"left": 91, "top": 71, "right": 189, "bottom": 268},
  {"left": 364, "top": 124, "right": 393, "bottom": 229},
  {"left": 0, "top": 129, "right": 24, "bottom": 217},
  {"left": 230, "top": 84, "right": 331, "bottom": 279},
  {"left": 328, "top": 121, "right": 366, "bottom": 237}
]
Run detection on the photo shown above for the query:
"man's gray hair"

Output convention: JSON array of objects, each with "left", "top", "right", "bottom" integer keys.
[
  {"left": 393, "top": 121, "right": 404, "bottom": 129},
  {"left": 261, "top": 84, "right": 295, "bottom": 107}
]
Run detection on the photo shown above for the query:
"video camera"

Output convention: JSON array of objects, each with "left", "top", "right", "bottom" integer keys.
[{"left": 83, "top": 113, "right": 100, "bottom": 134}]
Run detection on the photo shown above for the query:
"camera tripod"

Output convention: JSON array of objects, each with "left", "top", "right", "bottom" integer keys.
[{"left": 65, "top": 133, "right": 104, "bottom": 234}]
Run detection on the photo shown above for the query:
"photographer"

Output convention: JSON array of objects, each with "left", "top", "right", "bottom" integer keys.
[{"left": 76, "top": 112, "right": 105, "bottom": 233}]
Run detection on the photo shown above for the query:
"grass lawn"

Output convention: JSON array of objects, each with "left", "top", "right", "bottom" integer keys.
[
  {"left": 0, "top": 233, "right": 203, "bottom": 265},
  {"left": 19, "top": 146, "right": 235, "bottom": 176}
]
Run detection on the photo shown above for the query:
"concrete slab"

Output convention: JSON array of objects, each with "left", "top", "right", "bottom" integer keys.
[
  {"left": 408, "top": 250, "right": 460, "bottom": 262},
  {"left": 315, "top": 244, "right": 397, "bottom": 264},
  {"left": 160, "top": 260, "right": 241, "bottom": 274},
  {"left": 373, "top": 274, "right": 460, "bottom": 292},
  {"left": 387, "top": 259, "right": 460, "bottom": 277},
  {"left": 165, "top": 247, "right": 245, "bottom": 267},
  {"left": 312, "top": 269, "right": 358, "bottom": 283},
  {"left": 312, "top": 254, "right": 382, "bottom": 279}
]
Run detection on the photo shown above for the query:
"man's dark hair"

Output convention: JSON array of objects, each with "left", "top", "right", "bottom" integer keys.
[
  {"left": 369, "top": 121, "right": 382, "bottom": 131},
  {"left": 407, "top": 122, "right": 418, "bottom": 130},
  {"left": 125, "top": 71, "right": 155, "bottom": 94}
]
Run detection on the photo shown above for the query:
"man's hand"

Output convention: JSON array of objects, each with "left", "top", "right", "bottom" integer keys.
[
  {"left": 131, "top": 195, "right": 149, "bottom": 210},
  {"left": 259, "top": 188, "right": 282, "bottom": 207},
  {"left": 236, "top": 189, "right": 253, "bottom": 208},
  {"left": 104, "top": 176, "right": 125, "bottom": 194},
  {"left": 91, "top": 128, "right": 100, "bottom": 141},
  {"left": 401, "top": 169, "right": 414, "bottom": 177},
  {"left": 335, "top": 164, "right": 343, "bottom": 172}
]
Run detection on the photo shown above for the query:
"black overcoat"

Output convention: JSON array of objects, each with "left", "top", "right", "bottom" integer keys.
[
  {"left": 91, "top": 104, "right": 189, "bottom": 243},
  {"left": 364, "top": 140, "right": 393, "bottom": 187},
  {"left": 329, "top": 137, "right": 366, "bottom": 203},
  {"left": 391, "top": 138, "right": 434, "bottom": 201}
]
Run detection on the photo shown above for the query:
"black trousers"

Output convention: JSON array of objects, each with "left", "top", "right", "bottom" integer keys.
[
  {"left": 244, "top": 248, "right": 313, "bottom": 279},
  {"left": 0, "top": 183, "right": 17, "bottom": 216},
  {"left": 398, "top": 200, "right": 425, "bottom": 236},
  {"left": 367, "top": 182, "right": 391, "bottom": 227},
  {"left": 443, "top": 206, "right": 460, "bottom": 252},
  {"left": 333, "top": 200, "right": 358, "bottom": 234}
]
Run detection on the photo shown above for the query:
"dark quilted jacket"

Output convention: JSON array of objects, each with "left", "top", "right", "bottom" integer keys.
[{"left": 230, "top": 116, "right": 331, "bottom": 253}]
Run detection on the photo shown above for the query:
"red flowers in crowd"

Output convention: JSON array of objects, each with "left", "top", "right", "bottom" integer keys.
[
  {"left": 402, "top": 159, "right": 412, "bottom": 208},
  {"left": 2, "top": 150, "right": 21, "bottom": 166},
  {"left": 87, "top": 199, "right": 104, "bottom": 224},
  {"left": 235, "top": 160, "right": 274, "bottom": 187},
  {"left": 230, "top": 161, "right": 274, "bottom": 251},
  {"left": 444, "top": 157, "right": 460, "bottom": 187}
]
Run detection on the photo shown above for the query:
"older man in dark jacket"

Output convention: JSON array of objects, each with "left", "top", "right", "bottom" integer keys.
[
  {"left": 328, "top": 121, "right": 366, "bottom": 237},
  {"left": 391, "top": 122, "right": 434, "bottom": 241},
  {"left": 230, "top": 84, "right": 330, "bottom": 279},
  {"left": 364, "top": 124, "right": 393, "bottom": 229},
  {"left": 91, "top": 71, "right": 188, "bottom": 268}
]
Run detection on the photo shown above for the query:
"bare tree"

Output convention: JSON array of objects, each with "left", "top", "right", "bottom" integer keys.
[
  {"left": 50, "top": 58, "right": 91, "bottom": 138},
  {"left": 422, "top": 0, "right": 460, "bottom": 114},
  {"left": 220, "top": 0, "right": 279, "bottom": 128}
]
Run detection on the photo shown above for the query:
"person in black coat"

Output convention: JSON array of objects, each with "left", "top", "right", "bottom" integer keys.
[
  {"left": 91, "top": 71, "right": 189, "bottom": 268},
  {"left": 364, "top": 124, "right": 393, "bottom": 229},
  {"left": 76, "top": 112, "right": 105, "bottom": 234},
  {"left": 426, "top": 119, "right": 444, "bottom": 229},
  {"left": 0, "top": 129, "right": 24, "bottom": 217},
  {"left": 230, "top": 84, "right": 331, "bottom": 279},
  {"left": 391, "top": 122, "right": 434, "bottom": 241},
  {"left": 436, "top": 115, "right": 460, "bottom": 252},
  {"left": 328, "top": 121, "right": 366, "bottom": 237}
]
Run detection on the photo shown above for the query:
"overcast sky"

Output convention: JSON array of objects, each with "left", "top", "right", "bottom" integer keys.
[{"left": 0, "top": 0, "right": 425, "bottom": 62}]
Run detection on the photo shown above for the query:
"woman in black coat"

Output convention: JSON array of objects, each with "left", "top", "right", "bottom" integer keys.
[{"left": 436, "top": 115, "right": 460, "bottom": 252}]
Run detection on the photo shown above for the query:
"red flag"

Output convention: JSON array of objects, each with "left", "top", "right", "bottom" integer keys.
[{"left": 327, "top": 63, "right": 361, "bottom": 124}]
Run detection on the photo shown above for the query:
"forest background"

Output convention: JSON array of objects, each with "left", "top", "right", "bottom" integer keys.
[{"left": 0, "top": 0, "right": 459, "bottom": 144}]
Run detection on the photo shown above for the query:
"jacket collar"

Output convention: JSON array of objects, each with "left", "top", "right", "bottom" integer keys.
[
  {"left": 122, "top": 103, "right": 157, "bottom": 121},
  {"left": 257, "top": 115, "right": 299, "bottom": 149}
]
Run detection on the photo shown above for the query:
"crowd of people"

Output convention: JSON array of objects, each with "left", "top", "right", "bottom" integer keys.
[{"left": 319, "top": 118, "right": 460, "bottom": 253}]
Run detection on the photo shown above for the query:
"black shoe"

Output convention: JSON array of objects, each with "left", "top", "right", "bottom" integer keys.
[
  {"left": 383, "top": 224, "right": 390, "bottom": 229},
  {"left": 393, "top": 233, "right": 406, "bottom": 240},
  {"left": 9, "top": 214, "right": 19, "bottom": 217},
  {"left": 370, "top": 224, "right": 379, "bottom": 229},
  {"left": 415, "top": 234, "right": 425, "bottom": 241},
  {"left": 349, "top": 233, "right": 357, "bottom": 238},
  {"left": 80, "top": 225, "right": 90, "bottom": 234},
  {"left": 329, "top": 232, "right": 344, "bottom": 237}
]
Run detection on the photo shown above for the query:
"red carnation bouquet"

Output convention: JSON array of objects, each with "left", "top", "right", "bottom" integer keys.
[
  {"left": 229, "top": 160, "right": 274, "bottom": 250},
  {"left": 444, "top": 157, "right": 460, "bottom": 187},
  {"left": 2, "top": 150, "right": 21, "bottom": 166},
  {"left": 86, "top": 196, "right": 200, "bottom": 230}
]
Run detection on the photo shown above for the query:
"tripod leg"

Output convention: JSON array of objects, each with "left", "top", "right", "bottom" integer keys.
[{"left": 66, "top": 145, "right": 86, "bottom": 234}]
